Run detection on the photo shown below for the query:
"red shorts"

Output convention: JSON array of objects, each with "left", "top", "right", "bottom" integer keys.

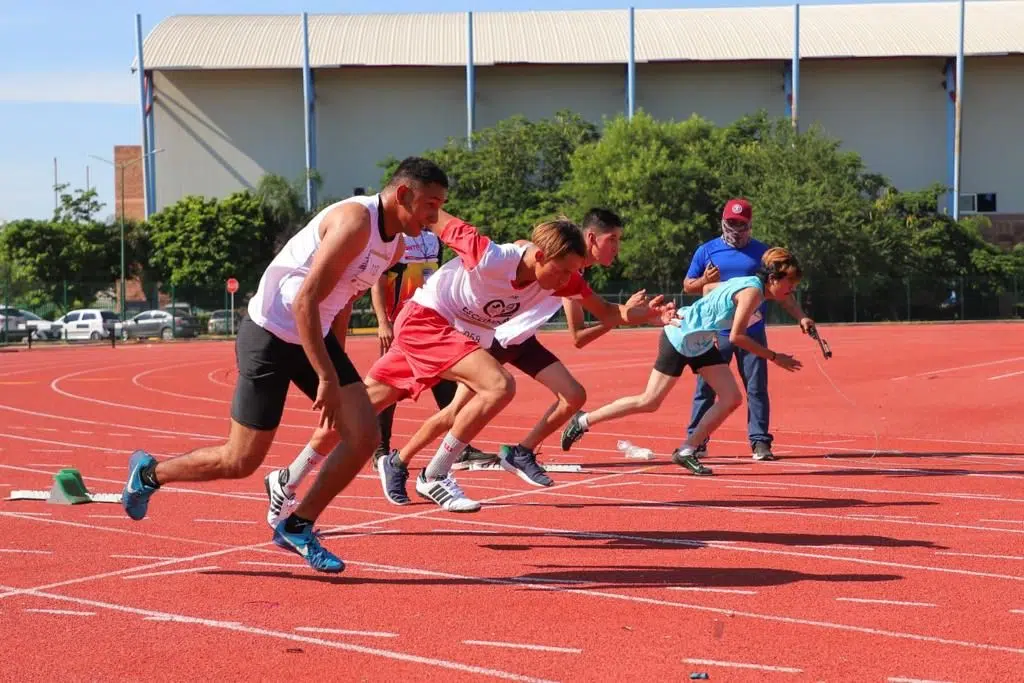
[{"left": 368, "top": 301, "right": 481, "bottom": 400}]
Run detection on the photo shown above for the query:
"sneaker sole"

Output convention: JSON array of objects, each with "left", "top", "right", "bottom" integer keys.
[
  {"left": 378, "top": 461, "right": 411, "bottom": 506},
  {"left": 498, "top": 455, "right": 552, "bottom": 488}
]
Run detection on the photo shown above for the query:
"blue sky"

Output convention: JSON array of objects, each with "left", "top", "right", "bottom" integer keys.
[{"left": 0, "top": 0, "right": 935, "bottom": 223}]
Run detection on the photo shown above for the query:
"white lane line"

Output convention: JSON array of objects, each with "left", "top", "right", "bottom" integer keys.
[
  {"left": 0, "top": 548, "right": 52, "bottom": 554},
  {"left": 1, "top": 584, "right": 556, "bottom": 683},
  {"left": 836, "top": 598, "right": 936, "bottom": 607},
  {"left": 463, "top": 639, "right": 581, "bottom": 654},
  {"left": 296, "top": 627, "right": 399, "bottom": 638},
  {"left": 24, "top": 608, "right": 95, "bottom": 616},
  {"left": 193, "top": 519, "right": 257, "bottom": 525},
  {"left": 936, "top": 551, "right": 1024, "bottom": 560},
  {"left": 989, "top": 369, "right": 1024, "bottom": 380},
  {"left": 888, "top": 677, "right": 955, "bottom": 683},
  {"left": 111, "top": 554, "right": 178, "bottom": 561},
  {"left": 913, "top": 355, "right": 1024, "bottom": 377},
  {"left": 668, "top": 587, "right": 757, "bottom": 595},
  {"left": 980, "top": 519, "right": 1024, "bottom": 524},
  {"left": 1010, "top": 609, "right": 1024, "bottom": 615},
  {"left": 122, "top": 566, "right": 220, "bottom": 580},
  {"left": 683, "top": 658, "right": 801, "bottom": 674}
]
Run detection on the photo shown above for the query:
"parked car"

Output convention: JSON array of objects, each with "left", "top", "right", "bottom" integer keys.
[
  {"left": 0, "top": 307, "right": 29, "bottom": 342},
  {"left": 18, "top": 310, "right": 60, "bottom": 340},
  {"left": 51, "top": 309, "right": 119, "bottom": 341},
  {"left": 120, "top": 309, "right": 200, "bottom": 340},
  {"left": 207, "top": 309, "right": 241, "bottom": 335}
]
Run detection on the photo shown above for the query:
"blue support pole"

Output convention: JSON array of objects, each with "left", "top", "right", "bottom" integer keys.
[
  {"left": 944, "top": 59, "right": 956, "bottom": 214},
  {"left": 301, "top": 12, "right": 316, "bottom": 210},
  {"left": 145, "top": 72, "right": 155, "bottom": 214},
  {"left": 466, "top": 11, "right": 475, "bottom": 149},
  {"left": 784, "top": 63, "right": 793, "bottom": 120},
  {"left": 952, "top": 0, "right": 966, "bottom": 221},
  {"left": 791, "top": 3, "right": 800, "bottom": 132},
  {"left": 134, "top": 13, "right": 151, "bottom": 218},
  {"left": 627, "top": 6, "right": 636, "bottom": 120}
]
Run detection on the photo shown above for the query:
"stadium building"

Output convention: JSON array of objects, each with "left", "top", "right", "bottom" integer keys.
[{"left": 126, "top": 1, "right": 1024, "bottom": 244}]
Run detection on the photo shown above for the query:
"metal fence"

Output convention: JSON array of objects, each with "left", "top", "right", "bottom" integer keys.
[{"left": 3, "top": 273, "right": 1021, "bottom": 349}]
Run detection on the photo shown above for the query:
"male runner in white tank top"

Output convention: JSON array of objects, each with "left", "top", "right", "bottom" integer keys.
[{"left": 118, "top": 157, "right": 449, "bottom": 574}]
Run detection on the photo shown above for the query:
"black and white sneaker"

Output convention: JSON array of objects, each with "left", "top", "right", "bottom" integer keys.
[
  {"left": 264, "top": 469, "right": 298, "bottom": 529},
  {"left": 671, "top": 447, "right": 714, "bottom": 476},
  {"left": 752, "top": 442, "right": 777, "bottom": 461},
  {"left": 415, "top": 471, "right": 481, "bottom": 512},
  {"left": 499, "top": 445, "right": 553, "bottom": 487},
  {"left": 451, "top": 444, "right": 498, "bottom": 471},
  {"left": 560, "top": 411, "right": 587, "bottom": 451}
]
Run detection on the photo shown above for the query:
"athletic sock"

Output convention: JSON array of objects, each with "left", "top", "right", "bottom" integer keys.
[
  {"left": 283, "top": 513, "right": 314, "bottom": 535},
  {"left": 578, "top": 413, "right": 590, "bottom": 430},
  {"left": 140, "top": 464, "right": 160, "bottom": 489},
  {"left": 424, "top": 432, "right": 468, "bottom": 480},
  {"left": 282, "top": 444, "right": 326, "bottom": 495}
]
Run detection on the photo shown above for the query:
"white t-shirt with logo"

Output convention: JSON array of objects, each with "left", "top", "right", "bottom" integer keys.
[{"left": 411, "top": 220, "right": 591, "bottom": 348}]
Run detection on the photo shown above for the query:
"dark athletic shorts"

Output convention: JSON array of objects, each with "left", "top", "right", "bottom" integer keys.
[
  {"left": 231, "top": 317, "right": 362, "bottom": 431},
  {"left": 487, "top": 336, "right": 559, "bottom": 378},
  {"left": 653, "top": 330, "right": 726, "bottom": 378}
]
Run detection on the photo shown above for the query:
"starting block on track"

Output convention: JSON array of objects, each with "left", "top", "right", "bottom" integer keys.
[
  {"left": 467, "top": 462, "right": 584, "bottom": 473},
  {"left": 7, "top": 468, "right": 122, "bottom": 505}
]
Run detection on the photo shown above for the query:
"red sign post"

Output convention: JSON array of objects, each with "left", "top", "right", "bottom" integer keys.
[{"left": 226, "top": 278, "right": 239, "bottom": 335}]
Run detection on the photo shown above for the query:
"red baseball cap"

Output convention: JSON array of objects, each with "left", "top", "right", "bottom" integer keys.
[{"left": 723, "top": 198, "right": 752, "bottom": 223}]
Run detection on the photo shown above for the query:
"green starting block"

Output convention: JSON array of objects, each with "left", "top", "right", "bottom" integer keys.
[{"left": 6, "top": 468, "right": 122, "bottom": 505}]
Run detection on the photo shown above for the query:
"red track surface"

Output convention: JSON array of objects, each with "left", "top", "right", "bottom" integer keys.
[{"left": 2, "top": 322, "right": 1023, "bottom": 681}]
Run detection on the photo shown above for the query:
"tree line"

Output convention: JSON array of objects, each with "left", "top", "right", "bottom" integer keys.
[{"left": 2, "top": 109, "right": 1022, "bottom": 322}]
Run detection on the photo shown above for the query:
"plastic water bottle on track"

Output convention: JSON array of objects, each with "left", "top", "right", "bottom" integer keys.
[{"left": 617, "top": 440, "right": 654, "bottom": 460}]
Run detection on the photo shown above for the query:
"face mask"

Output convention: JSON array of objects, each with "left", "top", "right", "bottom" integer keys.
[{"left": 722, "top": 219, "right": 752, "bottom": 248}]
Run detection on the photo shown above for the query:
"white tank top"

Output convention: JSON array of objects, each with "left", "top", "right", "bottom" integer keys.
[{"left": 248, "top": 194, "right": 400, "bottom": 344}]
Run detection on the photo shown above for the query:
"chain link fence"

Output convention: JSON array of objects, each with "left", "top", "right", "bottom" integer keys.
[{"left": 2, "top": 270, "right": 1021, "bottom": 349}]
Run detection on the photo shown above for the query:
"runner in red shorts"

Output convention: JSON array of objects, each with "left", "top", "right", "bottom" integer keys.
[{"left": 384, "top": 209, "right": 677, "bottom": 492}]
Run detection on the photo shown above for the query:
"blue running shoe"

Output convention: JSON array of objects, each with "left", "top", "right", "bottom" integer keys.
[
  {"left": 499, "top": 445, "right": 553, "bottom": 487},
  {"left": 273, "top": 520, "right": 345, "bottom": 573},
  {"left": 122, "top": 450, "right": 158, "bottom": 521},
  {"left": 378, "top": 449, "right": 410, "bottom": 505}
]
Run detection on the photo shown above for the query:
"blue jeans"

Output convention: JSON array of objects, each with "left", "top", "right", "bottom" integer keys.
[{"left": 686, "top": 325, "right": 772, "bottom": 448}]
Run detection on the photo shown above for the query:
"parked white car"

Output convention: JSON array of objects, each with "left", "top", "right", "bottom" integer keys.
[{"left": 52, "top": 309, "right": 119, "bottom": 340}]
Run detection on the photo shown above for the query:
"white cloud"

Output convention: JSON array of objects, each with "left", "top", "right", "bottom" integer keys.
[{"left": 0, "top": 71, "right": 137, "bottom": 105}]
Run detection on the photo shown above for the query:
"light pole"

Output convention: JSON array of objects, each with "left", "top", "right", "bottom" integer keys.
[{"left": 89, "top": 148, "right": 164, "bottom": 320}]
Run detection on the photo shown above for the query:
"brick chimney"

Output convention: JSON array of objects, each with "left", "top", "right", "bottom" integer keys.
[{"left": 114, "top": 145, "right": 145, "bottom": 222}]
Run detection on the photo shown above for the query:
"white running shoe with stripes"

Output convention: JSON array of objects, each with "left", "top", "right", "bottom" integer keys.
[
  {"left": 264, "top": 470, "right": 299, "bottom": 529},
  {"left": 414, "top": 471, "right": 481, "bottom": 512}
]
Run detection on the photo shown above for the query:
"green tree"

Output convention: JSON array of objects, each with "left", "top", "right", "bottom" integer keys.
[
  {"left": 564, "top": 111, "right": 722, "bottom": 289},
  {"left": 378, "top": 109, "right": 599, "bottom": 248},
  {"left": 0, "top": 218, "right": 116, "bottom": 313},
  {"left": 147, "top": 192, "right": 273, "bottom": 307},
  {"left": 53, "top": 183, "right": 105, "bottom": 223}
]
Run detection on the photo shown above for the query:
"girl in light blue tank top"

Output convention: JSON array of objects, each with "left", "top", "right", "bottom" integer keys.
[{"left": 560, "top": 248, "right": 806, "bottom": 476}]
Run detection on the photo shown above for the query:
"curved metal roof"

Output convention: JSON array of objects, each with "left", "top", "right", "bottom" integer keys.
[{"left": 135, "top": 1, "right": 1024, "bottom": 70}]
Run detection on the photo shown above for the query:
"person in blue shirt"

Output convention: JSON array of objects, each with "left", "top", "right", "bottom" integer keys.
[
  {"left": 560, "top": 247, "right": 804, "bottom": 474},
  {"left": 682, "top": 198, "right": 815, "bottom": 461}
]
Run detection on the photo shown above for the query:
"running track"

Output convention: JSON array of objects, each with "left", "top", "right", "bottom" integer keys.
[{"left": 2, "top": 322, "right": 1023, "bottom": 681}]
